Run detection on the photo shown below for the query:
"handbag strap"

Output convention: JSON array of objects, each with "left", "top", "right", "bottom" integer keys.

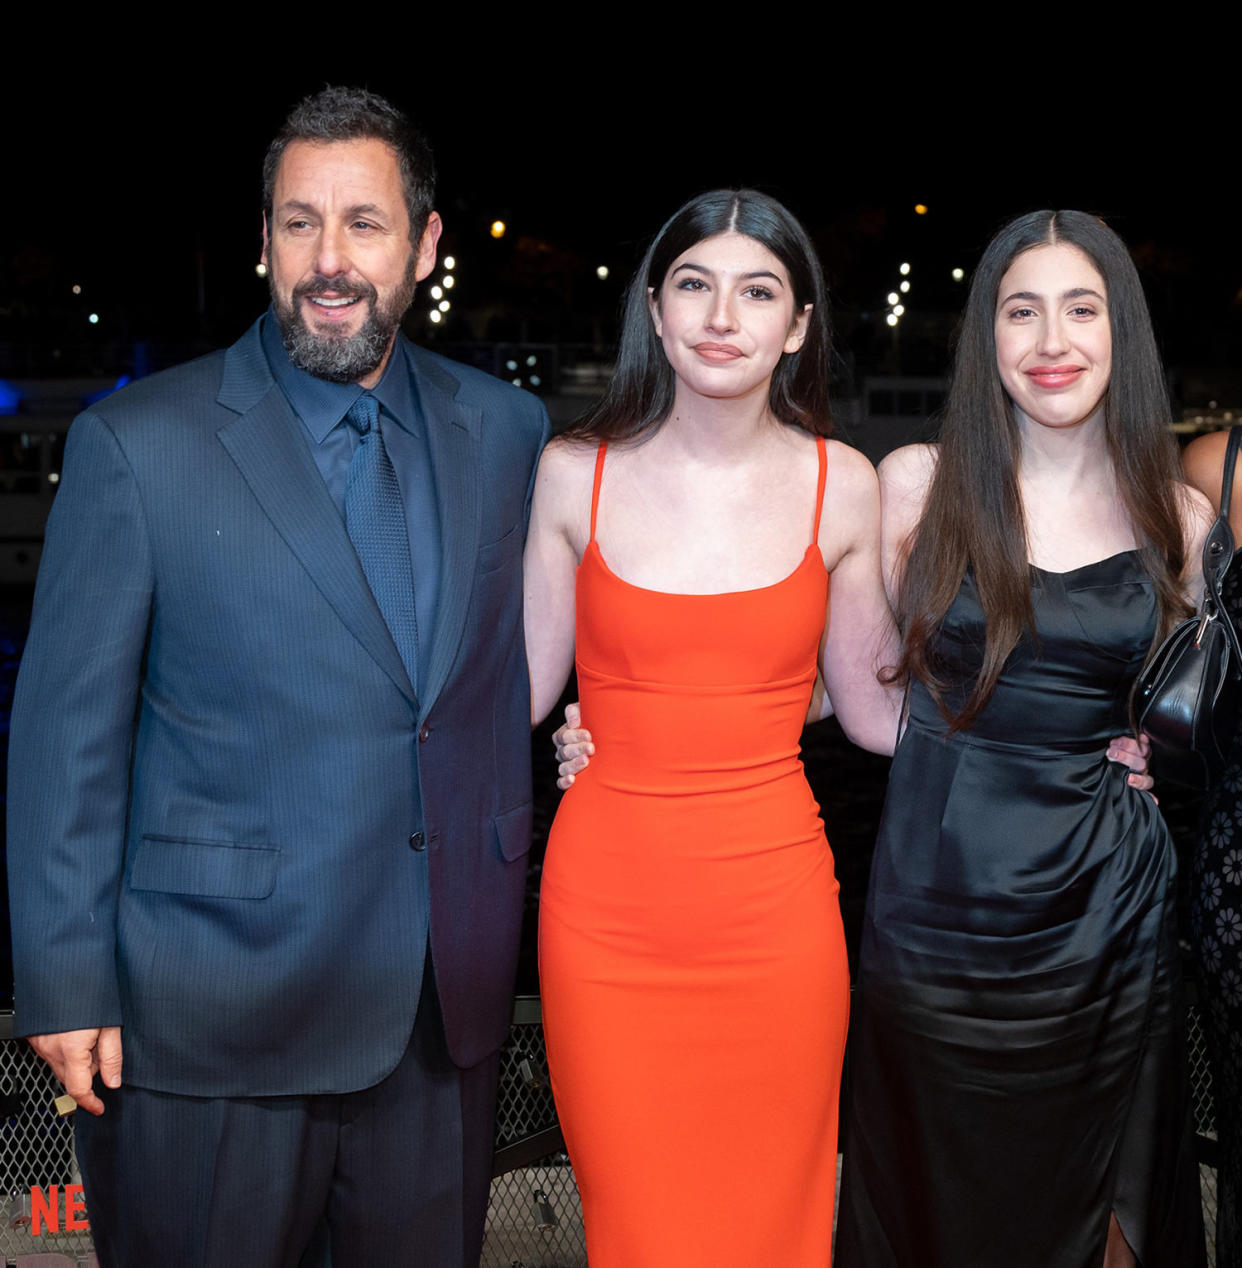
[
  {"left": 1220, "top": 424, "right": 1242, "bottom": 521},
  {"left": 1203, "top": 426, "right": 1242, "bottom": 593},
  {"left": 1199, "top": 425, "right": 1242, "bottom": 670}
]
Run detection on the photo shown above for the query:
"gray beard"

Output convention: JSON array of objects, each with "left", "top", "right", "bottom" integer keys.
[{"left": 271, "top": 262, "right": 417, "bottom": 384}]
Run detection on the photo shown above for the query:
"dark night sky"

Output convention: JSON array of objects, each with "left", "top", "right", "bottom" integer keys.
[{"left": 7, "top": 59, "right": 1240, "bottom": 396}]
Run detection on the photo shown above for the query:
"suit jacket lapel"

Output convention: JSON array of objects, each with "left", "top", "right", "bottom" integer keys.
[
  {"left": 216, "top": 330, "right": 418, "bottom": 708},
  {"left": 410, "top": 344, "right": 481, "bottom": 720}
]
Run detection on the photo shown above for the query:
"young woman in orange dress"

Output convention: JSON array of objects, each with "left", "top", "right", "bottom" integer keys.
[{"left": 523, "top": 189, "right": 899, "bottom": 1267}]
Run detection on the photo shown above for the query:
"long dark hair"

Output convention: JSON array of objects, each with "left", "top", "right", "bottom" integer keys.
[
  {"left": 568, "top": 189, "right": 834, "bottom": 441},
  {"left": 897, "top": 209, "right": 1188, "bottom": 730}
]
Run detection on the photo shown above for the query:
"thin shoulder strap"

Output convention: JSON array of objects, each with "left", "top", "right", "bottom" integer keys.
[
  {"left": 1200, "top": 427, "right": 1242, "bottom": 677},
  {"left": 589, "top": 442, "right": 608, "bottom": 544},
  {"left": 811, "top": 436, "right": 827, "bottom": 543},
  {"left": 1221, "top": 425, "right": 1242, "bottom": 520},
  {"left": 1204, "top": 426, "right": 1242, "bottom": 591}
]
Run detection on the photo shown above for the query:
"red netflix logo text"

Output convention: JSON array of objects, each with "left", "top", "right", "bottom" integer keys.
[{"left": 28, "top": 1184, "right": 90, "bottom": 1234}]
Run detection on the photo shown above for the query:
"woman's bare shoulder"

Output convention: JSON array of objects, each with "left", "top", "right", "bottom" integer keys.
[
  {"left": 817, "top": 437, "right": 876, "bottom": 491},
  {"left": 530, "top": 435, "right": 602, "bottom": 550},
  {"left": 1177, "top": 478, "right": 1216, "bottom": 548},
  {"left": 876, "top": 445, "right": 937, "bottom": 592},
  {"left": 877, "top": 442, "right": 939, "bottom": 499},
  {"left": 822, "top": 436, "right": 876, "bottom": 473},
  {"left": 538, "top": 434, "right": 600, "bottom": 479}
]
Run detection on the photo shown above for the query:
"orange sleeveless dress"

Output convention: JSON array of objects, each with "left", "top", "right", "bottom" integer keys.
[{"left": 539, "top": 438, "right": 850, "bottom": 1266}]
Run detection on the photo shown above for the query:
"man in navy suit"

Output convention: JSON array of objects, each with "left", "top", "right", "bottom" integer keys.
[{"left": 7, "top": 86, "right": 548, "bottom": 1267}]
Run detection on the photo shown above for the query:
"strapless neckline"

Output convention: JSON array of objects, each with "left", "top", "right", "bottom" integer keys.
[{"left": 1028, "top": 548, "right": 1141, "bottom": 579}]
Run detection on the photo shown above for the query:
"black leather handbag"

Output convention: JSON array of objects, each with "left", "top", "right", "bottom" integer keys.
[{"left": 1135, "top": 425, "right": 1242, "bottom": 788}]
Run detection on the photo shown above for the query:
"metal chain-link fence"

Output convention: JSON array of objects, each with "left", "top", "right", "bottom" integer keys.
[
  {"left": 493, "top": 998, "right": 560, "bottom": 1168},
  {"left": 482, "top": 1161, "right": 585, "bottom": 1268},
  {"left": 0, "top": 1030, "right": 95, "bottom": 1263},
  {"left": 1188, "top": 1000, "right": 1219, "bottom": 1265},
  {"left": 485, "top": 997, "right": 586, "bottom": 1266}
]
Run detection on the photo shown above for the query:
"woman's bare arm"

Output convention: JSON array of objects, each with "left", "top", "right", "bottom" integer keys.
[
  {"left": 524, "top": 441, "right": 593, "bottom": 726},
  {"left": 814, "top": 444, "right": 904, "bottom": 756}
]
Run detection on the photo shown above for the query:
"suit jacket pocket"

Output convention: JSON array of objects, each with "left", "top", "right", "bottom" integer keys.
[
  {"left": 476, "top": 523, "right": 522, "bottom": 575},
  {"left": 131, "top": 835, "right": 280, "bottom": 899},
  {"left": 493, "top": 804, "right": 533, "bottom": 862}
]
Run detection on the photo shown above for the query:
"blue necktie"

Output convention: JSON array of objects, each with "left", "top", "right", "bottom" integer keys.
[{"left": 344, "top": 393, "right": 419, "bottom": 689}]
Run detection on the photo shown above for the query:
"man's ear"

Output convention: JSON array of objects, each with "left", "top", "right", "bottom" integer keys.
[{"left": 414, "top": 212, "right": 443, "bottom": 284}]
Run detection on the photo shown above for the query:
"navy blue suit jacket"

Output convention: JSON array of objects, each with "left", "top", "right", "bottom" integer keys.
[{"left": 6, "top": 320, "right": 548, "bottom": 1095}]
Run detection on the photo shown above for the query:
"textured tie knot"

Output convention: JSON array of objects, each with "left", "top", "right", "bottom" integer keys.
[{"left": 346, "top": 393, "right": 379, "bottom": 438}]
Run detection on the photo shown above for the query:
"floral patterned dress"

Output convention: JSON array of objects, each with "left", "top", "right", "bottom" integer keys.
[{"left": 1192, "top": 548, "right": 1242, "bottom": 1266}]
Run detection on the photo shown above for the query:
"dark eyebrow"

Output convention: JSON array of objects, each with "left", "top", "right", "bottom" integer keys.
[
  {"left": 275, "top": 200, "right": 389, "bottom": 221},
  {"left": 671, "top": 262, "right": 785, "bottom": 284},
  {"left": 275, "top": 200, "right": 319, "bottom": 218},
  {"left": 999, "top": 287, "right": 1106, "bottom": 306}
]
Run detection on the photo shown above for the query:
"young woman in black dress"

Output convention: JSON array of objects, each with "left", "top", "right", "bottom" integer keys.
[{"left": 836, "top": 210, "right": 1209, "bottom": 1268}]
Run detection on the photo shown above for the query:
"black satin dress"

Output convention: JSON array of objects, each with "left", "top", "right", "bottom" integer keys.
[{"left": 837, "top": 553, "right": 1204, "bottom": 1268}]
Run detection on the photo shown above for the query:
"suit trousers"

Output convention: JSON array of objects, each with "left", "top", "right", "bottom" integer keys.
[{"left": 74, "top": 969, "right": 501, "bottom": 1268}]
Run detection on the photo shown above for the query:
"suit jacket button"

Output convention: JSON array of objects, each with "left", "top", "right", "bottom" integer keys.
[
  {"left": 409, "top": 832, "right": 425, "bottom": 851},
  {"left": 418, "top": 724, "right": 431, "bottom": 742}
]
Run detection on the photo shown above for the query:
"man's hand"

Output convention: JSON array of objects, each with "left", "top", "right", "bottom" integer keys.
[
  {"left": 28, "top": 1027, "right": 123, "bottom": 1116},
  {"left": 553, "top": 702, "right": 594, "bottom": 791}
]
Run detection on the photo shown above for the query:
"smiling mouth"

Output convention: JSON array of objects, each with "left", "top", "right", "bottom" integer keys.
[
  {"left": 293, "top": 274, "right": 376, "bottom": 319},
  {"left": 1027, "top": 365, "right": 1084, "bottom": 388},
  {"left": 299, "top": 293, "right": 370, "bottom": 328}
]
